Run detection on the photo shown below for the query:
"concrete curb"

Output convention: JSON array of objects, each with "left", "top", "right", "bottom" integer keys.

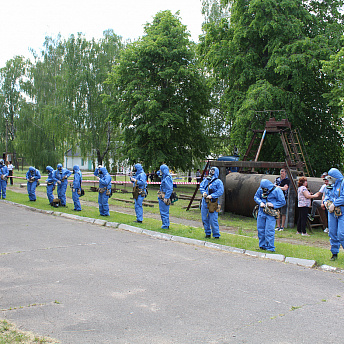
[{"left": 3, "top": 200, "right": 342, "bottom": 273}]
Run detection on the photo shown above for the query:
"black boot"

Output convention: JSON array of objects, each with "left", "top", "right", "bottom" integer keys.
[{"left": 330, "top": 254, "right": 338, "bottom": 261}]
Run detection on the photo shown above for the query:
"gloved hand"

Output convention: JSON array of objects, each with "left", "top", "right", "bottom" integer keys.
[
  {"left": 72, "top": 188, "right": 75, "bottom": 192},
  {"left": 57, "top": 180, "right": 61, "bottom": 185},
  {"left": 206, "top": 195, "right": 212, "bottom": 199},
  {"left": 260, "top": 202, "right": 265, "bottom": 207},
  {"left": 163, "top": 198, "right": 171, "bottom": 205},
  {"left": 202, "top": 192, "right": 207, "bottom": 198},
  {"left": 329, "top": 203, "right": 335, "bottom": 213},
  {"left": 266, "top": 202, "right": 274, "bottom": 208},
  {"left": 131, "top": 177, "right": 136, "bottom": 182}
]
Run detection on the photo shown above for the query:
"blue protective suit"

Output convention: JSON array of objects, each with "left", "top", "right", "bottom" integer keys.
[
  {"left": 199, "top": 167, "right": 224, "bottom": 238},
  {"left": 46, "top": 166, "right": 56, "bottom": 204},
  {"left": 72, "top": 165, "right": 82, "bottom": 211},
  {"left": 132, "top": 163, "right": 147, "bottom": 222},
  {"left": 158, "top": 164, "right": 173, "bottom": 229},
  {"left": 26, "top": 166, "right": 41, "bottom": 201},
  {"left": 94, "top": 166, "right": 112, "bottom": 216},
  {"left": 324, "top": 168, "right": 344, "bottom": 255},
  {"left": 254, "top": 179, "right": 286, "bottom": 251},
  {"left": 53, "top": 163, "right": 72, "bottom": 206},
  {"left": 0, "top": 161, "right": 9, "bottom": 199}
]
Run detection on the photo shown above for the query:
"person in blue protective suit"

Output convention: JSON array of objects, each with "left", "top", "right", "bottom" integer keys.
[
  {"left": 94, "top": 166, "right": 112, "bottom": 216},
  {"left": 157, "top": 164, "right": 173, "bottom": 229},
  {"left": 130, "top": 163, "right": 147, "bottom": 223},
  {"left": 72, "top": 165, "right": 82, "bottom": 211},
  {"left": 45, "top": 166, "right": 56, "bottom": 205},
  {"left": 26, "top": 166, "right": 41, "bottom": 201},
  {"left": 0, "top": 159, "right": 9, "bottom": 199},
  {"left": 53, "top": 163, "right": 72, "bottom": 207},
  {"left": 199, "top": 166, "right": 224, "bottom": 239},
  {"left": 324, "top": 168, "right": 344, "bottom": 261},
  {"left": 254, "top": 179, "right": 286, "bottom": 252}
]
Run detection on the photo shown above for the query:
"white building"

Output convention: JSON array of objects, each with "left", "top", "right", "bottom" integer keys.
[{"left": 64, "top": 148, "right": 93, "bottom": 171}]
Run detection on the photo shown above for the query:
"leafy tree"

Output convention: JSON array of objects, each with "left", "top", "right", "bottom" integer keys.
[
  {"left": 105, "top": 10, "right": 212, "bottom": 171},
  {"left": 16, "top": 36, "right": 68, "bottom": 169},
  {"left": 199, "top": 0, "right": 344, "bottom": 173},
  {"left": 322, "top": 45, "right": 344, "bottom": 109},
  {"left": 0, "top": 56, "right": 28, "bottom": 164},
  {"left": 61, "top": 30, "right": 123, "bottom": 168}
]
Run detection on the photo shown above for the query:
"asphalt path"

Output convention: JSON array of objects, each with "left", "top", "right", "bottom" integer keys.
[{"left": 1, "top": 201, "right": 344, "bottom": 344}]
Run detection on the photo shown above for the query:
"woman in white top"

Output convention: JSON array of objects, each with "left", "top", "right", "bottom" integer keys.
[
  {"left": 297, "top": 177, "right": 317, "bottom": 235},
  {"left": 7, "top": 161, "right": 14, "bottom": 185}
]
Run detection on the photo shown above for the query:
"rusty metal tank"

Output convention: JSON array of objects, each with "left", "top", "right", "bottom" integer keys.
[{"left": 225, "top": 173, "right": 324, "bottom": 217}]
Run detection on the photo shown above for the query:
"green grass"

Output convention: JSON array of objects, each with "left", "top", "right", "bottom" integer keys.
[
  {"left": 4, "top": 183, "right": 342, "bottom": 269},
  {"left": 0, "top": 319, "right": 58, "bottom": 343}
]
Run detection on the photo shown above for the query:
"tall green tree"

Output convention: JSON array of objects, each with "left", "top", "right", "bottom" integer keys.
[
  {"left": 105, "top": 10, "right": 212, "bottom": 171},
  {"left": 0, "top": 56, "right": 28, "bottom": 163},
  {"left": 61, "top": 30, "right": 123, "bottom": 167},
  {"left": 16, "top": 36, "right": 68, "bottom": 169},
  {"left": 322, "top": 45, "right": 344, "bottom": 109},
  {"left": 199, "top": 0, "right": 344, "bottom": 173}
]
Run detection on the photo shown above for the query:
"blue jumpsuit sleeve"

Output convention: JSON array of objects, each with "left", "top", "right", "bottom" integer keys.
[
  {"left": 333, "top": 181, "right": 344, "bottom": 207},
  {"left": 164, "top": 176, "right": 174, "bottom": 199},
  {"left": 210, "top": 180, "right": 224, "bottom": 199},
  {"left": 26, "top": 171, "right": 30, "bottom": 180},
  {"left": 99, "top": 174, "right": 112, "bottom": 188},
  {"left": 2, "top": 167, "right": 9, "bottom": 177},
  {"left": 74, "top": 173, "right": 81, "bottom": 188},
  {"left": 94, "top": 168, "right": 99, "bottom": 177},
  {"left": 137, "top": 172, "right": 146, "bottom": 188},
  {"left": 35, "top": 170, "right": 41, "bottom": 180},
  {"left": 254, "top": 188, "right": 264, "bottom": 205},
  {"left": 271, "top": 188, "right": 286, "bottom": 208},
  {"left": 199, "top": 179, "right": 208, "bottom": 195}
]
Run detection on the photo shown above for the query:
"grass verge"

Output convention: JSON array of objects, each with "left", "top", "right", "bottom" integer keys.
[{"left": 0, "top": 319, "right": 59, "bottom": 344}]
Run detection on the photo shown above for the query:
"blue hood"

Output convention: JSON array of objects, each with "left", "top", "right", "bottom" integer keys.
[
  {"left": 73, "top": 165, "right": 80, "bottom": 172},
  {"left": 29, "top": 166, "right": 36, "bottom": 173},
  {"left": 211, "top": 167, "right": 219, "bottom": 180},
  {"left": 57, "top": 163, "right": 63, "bottom": 169},
  {"left": 260, "top": 179, "right": 274, "bottom": 190},
  {"left": 99, "top": 167, "right": 108, "bottom": 175},
  {"left": 328, "top": 168, "right": 343, "bottom": 181},
  {"left": 46, "top": 166, "right": 53, "bottom": 173},
  {"left": 135, "top": 163, "right": 143, "bottom": 174},
  {"left": 160, "top": 164, "right": 169, "bottom": 176}
]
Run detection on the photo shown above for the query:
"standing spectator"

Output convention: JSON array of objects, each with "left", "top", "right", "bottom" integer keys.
[
  {"left": 157, "top": 164, "right": 173, "bottom": 229},
  {"left": 131, "top": 163, "right": 147, "bottom": 223},
  {"left": 45, "top": 166, "right": 56, "bottom": 206},
  {"left": 196, "top": 169, "right": 202, "bottom": 183},
  {"left": 26, "top": 166, "right": 41, "bottom": 201},
  {"left": 0, "top": 159, "right": 9, "bottom": 199},
  {"left": 274, "top": 169, "right": 290, "bottom": 231},
  {"left": 7, "top": 161, "right": 14, "bottom": 185},
  {"left": 307, "top": 172, "right": 329, "bottom": 232},
  {"left": 254, "top": 179, "right": 286, "bottom": 251},
  {"left": 297, "top": 177, "right": 317, "bottom": 236},
  {"left": 324, "top": 168, "right": 344, "bottom": 261},
  {"left": 94, "top": 166, "right": 112, "bottom": 216},
  {"left": 199, "top": 167, "right": 224, "bottom": 239},
  {"left": 72, "top": 165, "right": 82, "bottom": 211},
  {"left": 149, "top": 171, "right": 154, "bottom": 183},
  {"left": 53, "top": 163, "right": 72, "bottom": 207}
]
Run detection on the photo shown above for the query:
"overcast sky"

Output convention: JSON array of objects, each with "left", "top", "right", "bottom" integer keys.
[{"left": 0, "top": 0, "right": 204, "bottom": 68}]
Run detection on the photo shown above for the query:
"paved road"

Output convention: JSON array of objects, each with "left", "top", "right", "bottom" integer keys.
[{"left": 1, "top": 201, "right": 344, "bottom": 344}]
